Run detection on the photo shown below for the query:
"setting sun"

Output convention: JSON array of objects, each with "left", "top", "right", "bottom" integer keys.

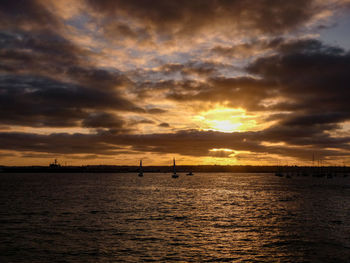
[
  {"left": 211, "top": 120, "right": 242, "bottom": 133},
  {"left": 195, "top": 107, "right": 257, "bottom": 132}
]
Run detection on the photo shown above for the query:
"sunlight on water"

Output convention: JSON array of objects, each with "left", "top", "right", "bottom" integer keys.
[{"left": 0, "top": 173, "right": 350, "bottom": 262}]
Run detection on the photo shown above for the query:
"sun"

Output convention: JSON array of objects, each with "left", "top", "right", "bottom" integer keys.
[
  {"left": 210, "top": 120, "right": 242, "bottom": 132},
  {"left": 194, "top": 107, "right": 257, "bottom": 133}
]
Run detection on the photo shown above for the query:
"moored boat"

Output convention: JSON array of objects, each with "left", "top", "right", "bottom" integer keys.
[
  {"left": 172, "top": 158, "right": 179, "bottom": 178},
  {"left": 138, "top": 160, "right": 143, "bottom": 177}
]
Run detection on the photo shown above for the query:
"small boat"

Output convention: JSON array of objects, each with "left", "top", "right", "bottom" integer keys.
[
  {"left": 275, "top": 172, "right": 283, "bottom": 177},
  {"left": 138, "top": 160, "right": 143, "bottom": 177},
  {"left": 186, "top": 171, "right": 194, "bottom": 176},
  {"left": 49, "top": 159, "right": 61, "bottom": 169},
  {"left": 275, "top": 164, "right": 283, "bottom": 177},
  {"left": 172, "top": 158, "right": 179, "bottom": 178}
]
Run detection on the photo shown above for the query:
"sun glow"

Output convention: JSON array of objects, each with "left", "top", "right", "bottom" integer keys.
[
  {"left": 210, "top": 148, "right": 234, "bottom": 152},
  {"left": 195, "top": 107, "right": 257, "bottom": 133},
  {"left": 211, "top": 120, "right": 242, "bottom": 132}
]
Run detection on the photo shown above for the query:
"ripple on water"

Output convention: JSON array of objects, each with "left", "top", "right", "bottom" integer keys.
[{"left": 1, "top": 172, "right": 350, "bottom": 262}]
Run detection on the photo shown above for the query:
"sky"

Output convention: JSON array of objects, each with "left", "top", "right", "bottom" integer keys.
[{"left": 1, "top": 0, "right": 350, "bottom": 166}]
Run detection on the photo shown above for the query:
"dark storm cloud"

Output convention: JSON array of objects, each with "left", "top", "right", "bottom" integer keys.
[
  {"left": 82, "top": 112, "right": 125, "bottom": 129},
  {"left": 0, "top": 25, "right": 143, "bottom": 129},
  {"left": 0, "top": 30, "right": 80, "bottom": 58},
  {"left": 0, "top": 74, "right": 142, "bottom": 127},
  {"left": 259, "top": 123, "right": 350, "bottom": 150},
  {"left": 134, "top": 79, "right": 203, "bottom": 99},
  {"left": 0, "top": 30, "right": 82, "bottom": 75},
  {"left": 247, "top": 39, "right": 350, "bottom": 120},
  {"left": 102, "top": 21, "right": 153, "bottom": 44},
  {"left": 86, "top": 0, "right": 316, "bottom": 38},
  {"left": 0, "top": 30, "right": 130, "bottom": 92},
  {"left": 108, "top": 129, "right": 350, "bottom": 160},
  {"left": 211, "top": 37, "right": 345, "bottom": 59},
  {"left": 159, "top": 62, "right": 219, "bottom": 77},
  {"left": 282, "top": 112, "right": 348, "bottom": 127},
  {"left": 0, "top": 132, "right": 121, "bottom": 155},
  {"left": 0, "top": 0, "right": 59, "bottom": 30},
  {"left": 132, "top": 61, "right": 231, "bottom": 99},
  {"left": 0, "top": 0, "right": 143, "bottom": 125},
  {"left": 243, "top": 39, "right": 350, "bottom": 153},
  {"left": 65, "top": 66, "right": 132, "bottom": 92},
  {"left": 211, "top": 38, "right": 284, "bottom": 58},
  {"left": 275, "top": 38, "right": 345, "bottom": 55},
  {"left": 165, "top": 76, "right": 275, "bottom": 111},
  {"left": 0, "top": 129, "right": 348, "bottom": 161}
]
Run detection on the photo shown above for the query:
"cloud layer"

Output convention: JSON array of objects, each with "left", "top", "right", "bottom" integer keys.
[{"left": 0, "top": 0, "right": 350, "bottom": 165}]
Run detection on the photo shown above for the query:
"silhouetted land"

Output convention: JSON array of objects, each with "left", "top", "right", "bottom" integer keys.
[{"left": 0, "top": 165, "right": 349, "bottom": 174}]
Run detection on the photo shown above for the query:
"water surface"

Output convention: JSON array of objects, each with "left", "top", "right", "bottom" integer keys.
[{"left": 1, "top": 173, "right": 350, "bottom": 262}]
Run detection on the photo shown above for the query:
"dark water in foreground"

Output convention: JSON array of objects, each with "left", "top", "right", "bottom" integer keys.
[{"left": 1, "top": 173, "right": 350, "bottom": 262}]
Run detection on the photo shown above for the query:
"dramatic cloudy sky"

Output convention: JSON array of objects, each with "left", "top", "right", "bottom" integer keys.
[{"left": 1, "top": 0, "right": 350, "bottom": 165}]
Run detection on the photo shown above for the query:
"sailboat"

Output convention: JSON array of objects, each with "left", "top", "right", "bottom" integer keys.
[
  {"left": 138, "top": 160, "right": 143, "bottom": 177},
  {"left": 172, "top": 158, "right": 179, "bottom": 178},
  {"left": 274, "top": 161, "right": 283, "bottom": 177}
]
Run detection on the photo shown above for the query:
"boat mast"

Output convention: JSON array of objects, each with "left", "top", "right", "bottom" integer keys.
[
  {"left": 138, "top": 159, "right": 144, "bottom": 177},
  {"left": 140, "top": 160, "right": 143, "bottom": 172}
]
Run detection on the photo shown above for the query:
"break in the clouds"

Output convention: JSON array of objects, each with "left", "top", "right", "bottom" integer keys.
[{"left": 0, "top": 0, "right": 350, "bottom": 165}]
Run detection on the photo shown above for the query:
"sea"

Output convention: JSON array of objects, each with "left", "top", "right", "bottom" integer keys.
[{"left": 0, "top": 172, "right": 350, "bottom": 262}]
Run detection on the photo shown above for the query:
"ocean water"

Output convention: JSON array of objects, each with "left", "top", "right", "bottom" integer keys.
[{"left": 0, "top": 172, "right": 350, "bottom": 262}]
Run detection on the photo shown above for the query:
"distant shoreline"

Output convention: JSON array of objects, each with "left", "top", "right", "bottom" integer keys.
[{"left": 1, "top": 165, "right": 349, "bottom": 173}]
